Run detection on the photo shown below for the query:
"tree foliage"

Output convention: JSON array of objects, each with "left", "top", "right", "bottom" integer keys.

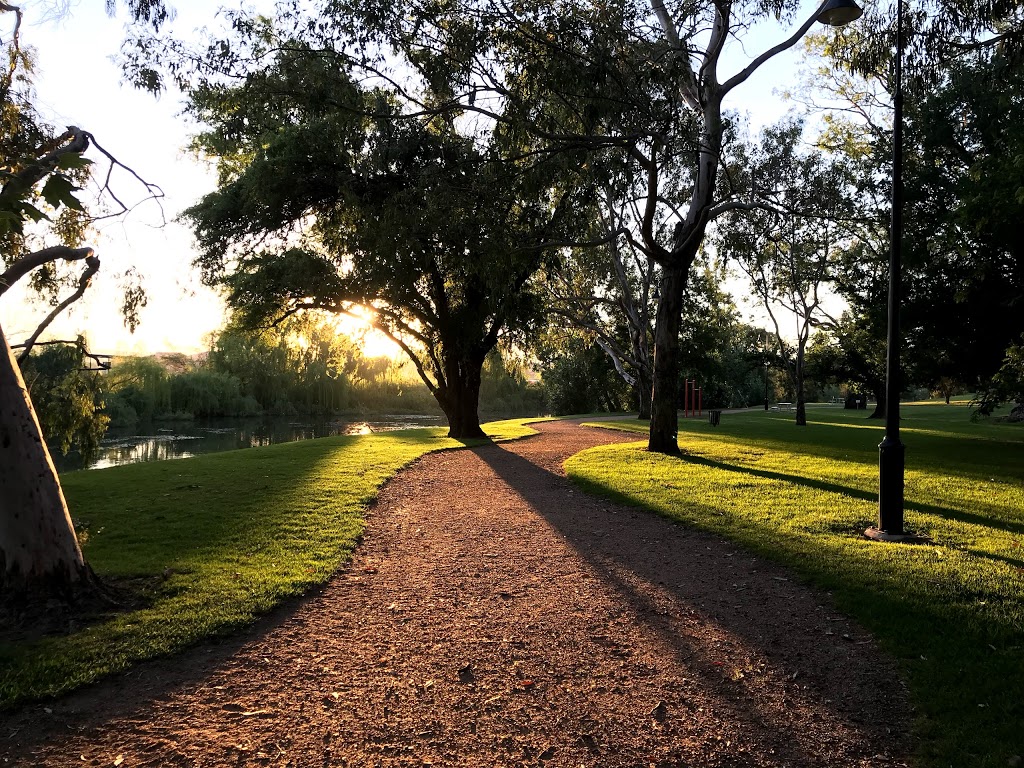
[
  {"left": 149, "top": 17, "right": 590, "bottom": 437},
  {"left": 545, "top": 215, "right": 657, "bottom": 418},
  {"left": 123, "top": 0, "right": 858, "bottom": 452},
  {"left": 536, "top": 330, "right": 632, "bottom": 416},
  {"left": 718, "top": 118, "right": 857, "bottom": 424},
  {"left": 974, "top": 338, "right": 1024, "bottom": 419},
  {"left": 823, "top": 0, "right": 1024, "bottom": 89},
  {"left": 900, "top": 54, "right": 1024, "bottom": 395},
  {"left": 207, "top": 316, "right": 359, "bottom": 416},
  {"left": 676, "top": 269, "right": 767, "bottom": 410},
  {"left": 800, "top": 25, "right": 1024, "bottom": 412},
  {"left": 17, "top": 338, "right": 109, "bottom": 460}
]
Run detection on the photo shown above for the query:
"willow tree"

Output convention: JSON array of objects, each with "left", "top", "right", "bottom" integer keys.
[{"left": 175, "top": 37, "right": 587, "bottom": 437}]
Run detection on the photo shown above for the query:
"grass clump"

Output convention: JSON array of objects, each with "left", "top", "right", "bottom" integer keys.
[
  {"left": 571, "top": 404, "right": 1023, "bottom": 768},
  {"left": 0, "top": 419, "right": 540, "bottom": 709}
]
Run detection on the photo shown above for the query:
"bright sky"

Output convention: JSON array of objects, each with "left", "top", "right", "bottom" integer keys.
[{"left": 0, "top": 0, "right": 843, "bottom": 355}]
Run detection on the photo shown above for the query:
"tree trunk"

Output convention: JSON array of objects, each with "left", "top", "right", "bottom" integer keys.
[
  {"left": 868, "top": 382, "right": 886, "bottom": 419},
  {"left": 435, "top": 353, "right": 486, "bottom": 439},
  {"left": 795, "top": 346, "right": 807, "bottom": 426},
  {"left": 629, "top": 319, "right": 653, "bottom": 420},
  {"left": 649, "top": 264, "right": 686, "bottom": 455},
  {"left": 636, "top": 370, "right": 652, "bottom": 420},
  {"left": 1, "top": 323, "right": 94, "bottom": 603}
]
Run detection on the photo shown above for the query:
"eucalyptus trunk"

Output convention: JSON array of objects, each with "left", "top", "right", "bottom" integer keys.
[
  {"left": 636, "top": 370, "right": 652, "bottom": 420},
  {"left": 1, "top": 324, "right": 95, "bottom": 603},
  {"left": 648, "top": 265, "right": 686, "bottom": 455}
]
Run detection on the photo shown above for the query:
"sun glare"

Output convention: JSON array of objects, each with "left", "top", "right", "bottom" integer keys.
[{"left": 334, "top": 307, "right": 405, "bottom": 360}]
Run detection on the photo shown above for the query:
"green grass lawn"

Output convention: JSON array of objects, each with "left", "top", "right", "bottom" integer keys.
[
  {"left": 0, "top": 419, "right": 541, "bottom": 710},
  {"left": 571, "top": 403, "right": 1024, "bottom": 768}
]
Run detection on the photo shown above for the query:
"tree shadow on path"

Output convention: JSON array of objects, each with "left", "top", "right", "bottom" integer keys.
[
  {"left": 1, "top": 422, "right": 913, "bottom": 767},
  {"left": 470, "top": 425, "right": 913, "bottom": 766}
]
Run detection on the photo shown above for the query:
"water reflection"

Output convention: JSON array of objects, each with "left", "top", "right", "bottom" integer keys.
[{"left": 53, "top": 415, "right": 445, "bottom": 472}]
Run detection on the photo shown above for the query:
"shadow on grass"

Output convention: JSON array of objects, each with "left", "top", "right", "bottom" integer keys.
[
  {"left": 0, "top": 430, "right": 458, "bottom": 711},
  {"left": 560, "top": 433, "right": 1024, "bottom": 766},
  {"left": 692, "top": 414, "right": 1024, "bottom": 487},
  {"left": 1, "top": 420, "right": 545, "bottom": 718},
  {"left": 677, "top": 452, "right": 1024, "bottom": 539},
  {"left": 467, "top": 434, "right": 912, "bottom": 766}
]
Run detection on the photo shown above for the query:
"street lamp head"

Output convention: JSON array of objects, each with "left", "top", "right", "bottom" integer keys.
[{"left": 816, "top": 0, "right": 863, "bottom": 26}]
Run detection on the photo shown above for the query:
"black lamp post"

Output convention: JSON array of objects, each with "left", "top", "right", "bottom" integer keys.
[
  {"left": 810, "top": 0, "right": 921, "bottom": 542},
  {"left": 880, "top": 0, "right": 907, "bottom": 537},
  {"left": 816, "top": 0, "right": 865, "bottom": 25},
  {"left": 865, "top": 0, "right": 928, "bottom": 543}
]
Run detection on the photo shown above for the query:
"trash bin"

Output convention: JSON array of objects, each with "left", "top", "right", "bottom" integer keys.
[{"left": 709, "top": 409, "right": 722, "bottom": 426}]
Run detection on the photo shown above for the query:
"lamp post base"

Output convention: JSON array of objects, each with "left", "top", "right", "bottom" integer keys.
[{"left": 863, "top": 526, "right": 932, "bottom": 544}]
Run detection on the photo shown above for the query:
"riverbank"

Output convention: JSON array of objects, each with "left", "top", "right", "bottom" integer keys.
[{"left": 52, "top": 413, "right": 450, "bottom": 472}]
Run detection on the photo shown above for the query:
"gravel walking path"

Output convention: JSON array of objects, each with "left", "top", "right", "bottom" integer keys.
[{"left": 1, "top": 420, "right": 911, "bottom": 767}]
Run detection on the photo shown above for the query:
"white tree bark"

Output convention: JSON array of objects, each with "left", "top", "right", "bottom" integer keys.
[{"left": 0, "top": 322, "right": 89, "bottom": 596}]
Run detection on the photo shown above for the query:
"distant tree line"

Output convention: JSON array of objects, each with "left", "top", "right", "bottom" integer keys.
[{"left": 17, "top": 314, "right": 554, "bottom": 461}]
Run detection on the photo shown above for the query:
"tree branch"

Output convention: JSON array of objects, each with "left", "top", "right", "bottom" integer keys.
[
  {"left": 595, "top": 336, "right": 637, "bottom": 387},
  {"left": 1, "top": 2, "right": 23, "bottom": 93},
  {"left": 3, "top": 126, "right": 90, "bottom": 194},
  {"left": 15, "top": 256, "right": 101, "bottom": 363},
  {"left": 87, "top": 133, "right": 167, "bottom": 226},
  {"left": 8, "top": 338, "right": 110, "bottom": 370},
  {"left": 649, "top": 0, "right": 701, "bottom": 110},
  {"left": 721, "top": 2, "right": 828, "bottom": 96},
  {"left": 0, "top": 245, "right": 95, "bottom": 296}
]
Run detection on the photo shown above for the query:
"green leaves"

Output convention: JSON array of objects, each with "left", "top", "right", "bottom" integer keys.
[
  {"left": 19, "top": 339, "right": 109, "bottom": 461},
  {"left": 55, "top": 153, "right": 93, "bottom": 172},
  {"left": 0, "top": 137, "right": 90, "bottom": 240},
  {"left": 0, "top": 170, "right": 86, "bottom": 237},
  {"left": 40, "top": 173, "right": 85, "bottom": 212}
]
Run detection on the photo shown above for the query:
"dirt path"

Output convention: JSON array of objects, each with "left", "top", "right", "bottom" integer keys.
[{"left": 2, "top": 420, "right": 911, "bottom": 767}]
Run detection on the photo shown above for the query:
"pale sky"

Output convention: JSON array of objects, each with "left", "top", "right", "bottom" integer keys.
[{"left": 1, "top": 0, "right": 840, "bottom": 355}]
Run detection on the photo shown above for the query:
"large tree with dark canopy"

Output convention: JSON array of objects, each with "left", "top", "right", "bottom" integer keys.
[
  {"left": 182, "top": 39, "right": 586, "bottom": 437},
  {"left": 815, "top": 13, "right": 1024, "bottom": 408},
  {"left": 900, "top": 53, "right": 1024, "bottom": 396}
]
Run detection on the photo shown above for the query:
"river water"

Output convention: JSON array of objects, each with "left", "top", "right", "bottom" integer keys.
[{"left": 53, "top": 414, "right": 447, "bottom": 472}]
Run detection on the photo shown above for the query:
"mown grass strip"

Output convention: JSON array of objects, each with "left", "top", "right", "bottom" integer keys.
[
  {"left": 0, "top": 419, "right": 541, "bottom": 709},
  {"left": 570, "top": 405, "right": 1023, "bottom": 768}
]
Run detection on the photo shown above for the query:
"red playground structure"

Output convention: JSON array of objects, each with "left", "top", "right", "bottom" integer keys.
[{"left": 683, "top": 379, "right": 702, "bottom": 418}]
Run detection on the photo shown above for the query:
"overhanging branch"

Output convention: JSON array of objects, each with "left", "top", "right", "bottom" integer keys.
[
  {"left": 16, "top": 256, "right": 100, "bottom": 364},
  {"left": 721, "top": 2, "right": 827, "bottom": 97},
  {"left": 0, "top": 245, "right": 96, "bottom": 296}
]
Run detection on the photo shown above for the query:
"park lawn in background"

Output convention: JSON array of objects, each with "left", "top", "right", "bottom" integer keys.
[
  {"left": 571, "top": 404, "right": 1023, "bottom": 768},
  {"left": 0, "top": 419, "right": 542, "bottom": 710}
]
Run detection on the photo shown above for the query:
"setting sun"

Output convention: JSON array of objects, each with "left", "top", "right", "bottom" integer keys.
[{"left": 334, "top": 306, "right": 405, "bottom": 360}]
